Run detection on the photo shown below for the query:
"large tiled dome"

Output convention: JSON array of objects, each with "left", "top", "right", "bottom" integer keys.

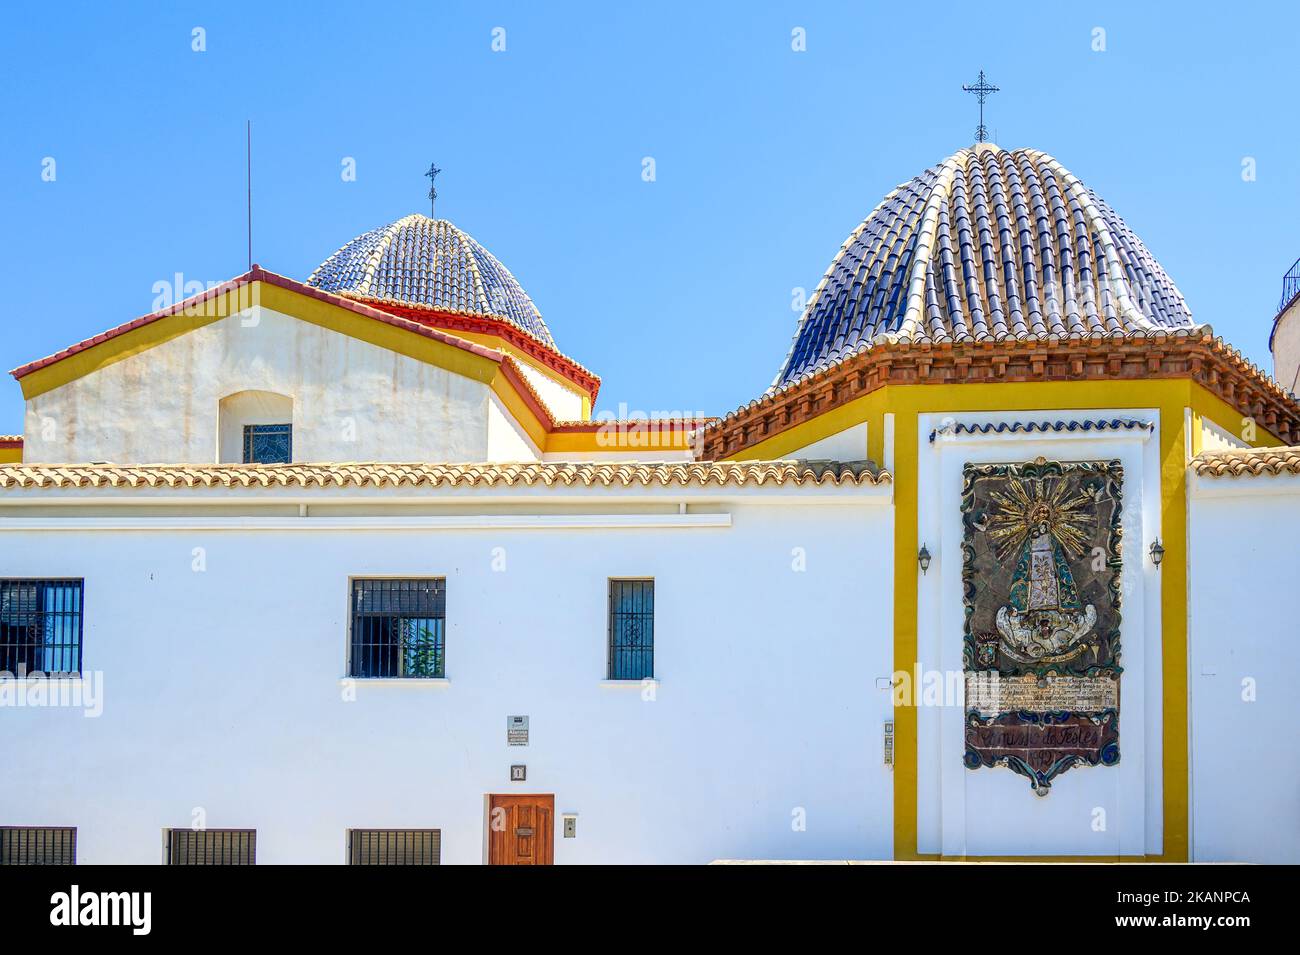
[
  {"left": 774, "top": 145, "right": 1199, "bottom": 388},
  {"left": 307, "top": 214, "right": 553, "bottom": 347}
]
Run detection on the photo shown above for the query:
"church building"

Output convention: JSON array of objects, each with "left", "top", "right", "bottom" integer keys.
[{"left": 2, "top": 143, "right": 1297, "bottom": 864}]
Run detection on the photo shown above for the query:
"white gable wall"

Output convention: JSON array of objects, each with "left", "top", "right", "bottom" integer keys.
[{"left": 23, "top": 307, "right": 494, "bottom": 464}]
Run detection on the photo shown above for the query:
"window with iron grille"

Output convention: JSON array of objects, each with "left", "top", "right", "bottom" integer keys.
[
  {"left": 0, "top": 579, "right": 84, "bottom": 677},
  {"left": 165, "top": 829, "right": 256, "bottom": 865},
  {"left": 0, "top": 827, "right": 76, "bottom": 865},
  {"left": 608, "top": 579, "right": 654, "bottom": 680},
  {"left": 242, "top": 423, "right": 292, "bottom": 464},
  {"left": 347, "top": 829, "right": 441, "bottom": 865},
  {"left": 349, "top": 579, "right": 446, "bottom": 679}
]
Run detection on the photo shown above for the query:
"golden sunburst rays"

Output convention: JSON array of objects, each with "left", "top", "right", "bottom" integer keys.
[{"left": 986, "top": 476, "right": 1096, "bottom": 563}]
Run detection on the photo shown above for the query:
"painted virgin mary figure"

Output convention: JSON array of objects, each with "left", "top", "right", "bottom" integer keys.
[{"left": 989, "top": 476, "right": 1098, "bottom": 663}]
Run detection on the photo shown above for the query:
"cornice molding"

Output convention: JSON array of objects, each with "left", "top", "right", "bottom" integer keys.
[{"left": 702, "top": 335, "right": 1300, "bottom": 458}]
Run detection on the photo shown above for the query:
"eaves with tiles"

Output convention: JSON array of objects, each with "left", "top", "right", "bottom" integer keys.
[
  {"left": 700, "top": 330, "right": 1300, "bottom": 459},
  {"left": 1192, "top": 446, "right": 1300, "bottom": 477},
  {"left": 0, "top": 460, "right": 888, "bottom": 491}
]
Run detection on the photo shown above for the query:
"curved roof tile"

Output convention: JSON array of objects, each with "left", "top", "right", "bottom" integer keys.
[
  {"left": 307, "top": 215, "right": 554, "bottom": 347},
  {"left": 773, "top": 145, "right": 1198, "bottom": 388},
  {"left": 1192, "top": 446, "right": 1300, "bottom": 477},
  {"left": 0, "top": 461, "right": 889, "bottom": 490}
]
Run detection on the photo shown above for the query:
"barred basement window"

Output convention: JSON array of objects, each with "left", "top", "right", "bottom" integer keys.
[
  {"left": 0, "top": 579, "right": 84, "bottom": 677},
  {"left": 242, "top": 423, "right": 292, "bottom": 464},
  {"left": 608, "top": 579, "right": 654, "bottom": 680},
  {"left": 165, "top": 828, "right": 256, "bottom": 865},
  {"left": 0, "top": 827, "right": 76, "bottom": 865},
  {"left": 350, "top": 579, "right": 446, "bottom": 679},
  {"left": 347, "top": 829, "right": 441, "bottom": 865}
]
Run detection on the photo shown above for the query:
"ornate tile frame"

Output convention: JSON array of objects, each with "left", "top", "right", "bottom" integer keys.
[{"left": 960, "top": 456, "right": 1124, "bottom": 793}]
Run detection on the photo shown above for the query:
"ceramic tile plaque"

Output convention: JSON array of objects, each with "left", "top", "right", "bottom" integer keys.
[{"left": 961, "top": 457, "right": 1123, "bottom": 794}]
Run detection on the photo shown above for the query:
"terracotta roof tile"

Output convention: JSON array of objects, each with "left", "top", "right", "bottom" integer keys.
[
  {"left": 1191, "top": 446, "right": 1300, "bottom": 477},
  {"left": 0, "top": 460, "right": 889, "bottom": 491},
  {"left": 701, "top": 332, "right": 1300, "bottom": 457},
  {"left": 362, "top": 300, "right": 600, "bottom": 398}
]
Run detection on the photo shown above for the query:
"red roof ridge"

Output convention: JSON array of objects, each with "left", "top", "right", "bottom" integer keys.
[
  {"left": 498, "top": 354, "right": 560, "bottom": 431},
  {"left": 355, "top": 297, "right": 601, "bottom": 400},
  {"left": 9, "top": 266, "right": 506, "bottom": 381}
]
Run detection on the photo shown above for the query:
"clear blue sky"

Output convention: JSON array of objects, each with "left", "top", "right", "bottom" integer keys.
[{"left": 2, "top": 1, "right": 1298, "bottom": 433}]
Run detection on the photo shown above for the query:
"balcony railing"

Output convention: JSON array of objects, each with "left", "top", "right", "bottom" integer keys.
[{"left": 1281, "top": 257, "right": 1300, "bottom": 313}]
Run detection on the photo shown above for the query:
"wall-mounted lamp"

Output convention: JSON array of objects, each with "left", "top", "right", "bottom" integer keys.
[
  {"left": 918, "top": 544, "right": 932, "bottom": 575},
  {"left": 1149, "top": 539, "right": 1165, "bottom": 568}
]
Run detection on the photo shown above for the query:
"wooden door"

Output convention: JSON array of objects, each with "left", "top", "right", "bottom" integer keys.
[{"left": 488, "top": 794, "right": 554, "bottom": 865}]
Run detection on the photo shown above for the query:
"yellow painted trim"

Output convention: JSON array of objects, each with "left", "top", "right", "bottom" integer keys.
[
  {"left": 1156, "top": 398, "right": 1189, "bottom": 862},
  {"left": 444, "top": 328, "right": 595, "bottom": 413},
  {"left": 892, "top": 403, "right": 919, "bottom": 859},
  {"left": 17, "top": 282, "right": 507, "bottom": 401},
  {"left": 722, "top": 377, "right": 1283, "bottom": 863},
  {"left": 18, "top": 295, "right": 237, "bottom": 400},
  {"left": 257, "top": 285, "right": 501, "bottom": 387},
  {"left": 544, "top": 428, "right": 697, "bottom": 454},
  {"left": 0, "top": 447, "right": 21, "bottom": 464},
  {"left": 728, "top": 391, "right": 892, "bottom": 463},
  {"left": 15, "top": 281, "right": 607, "bottom": 452},
  {"left": 490, "top": 375, "right": 550, "bottom": 450},
  {"left": 1188, "top": 388, "right": 1281, "bottom": 450}
]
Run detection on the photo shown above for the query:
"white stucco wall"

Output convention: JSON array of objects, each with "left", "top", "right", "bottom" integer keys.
[
  {"left": 0, "top": 488, "right": 894, "bottom": 864},
  {"left": 1272, "top": 300, "right": 1300, "bottom": 396},
  {"left": 23, "top": 307, "right": 495, "bottom": 463},
  {"left": 514, "top": 361, "right": 585, "bottom": 421},
  {"left": 217, "top": 390, "right": 294, "bottom": 463},
  {"left": 1198, "top": 417, "right": 1248, "bottom": 453},
  {"left": 915, "top": 409, "right": 1164, "bottom": 857},
  {"left": 486, "top": 395, "right": 542, "bottom": 461},
  {"left": 787, "top": 423, "right": 869, "bottom": 462},
  {"left": 1188, "top": 470, "right": 1300, "bottom": 862}
]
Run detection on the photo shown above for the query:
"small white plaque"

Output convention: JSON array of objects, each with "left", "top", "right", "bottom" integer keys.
[{"left": 507, "top": 715, "right": 529, "bottom": 746}]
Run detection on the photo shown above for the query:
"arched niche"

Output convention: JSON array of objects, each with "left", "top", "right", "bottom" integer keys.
[{"left": 218, "top": 390, "right": 294, "bottom": 463}]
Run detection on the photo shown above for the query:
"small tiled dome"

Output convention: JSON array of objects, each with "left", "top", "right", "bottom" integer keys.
[
  {"left": 308, "top": 214, "right": 553, "bottom": 347},
  {"left": 774, "top": 145, "right": 1198, "bottom": 388}
]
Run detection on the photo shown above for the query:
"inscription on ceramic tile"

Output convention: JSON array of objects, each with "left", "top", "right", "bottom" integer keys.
[{"left": 965, "top": 674, "right": 1119, "bottom": 717}]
